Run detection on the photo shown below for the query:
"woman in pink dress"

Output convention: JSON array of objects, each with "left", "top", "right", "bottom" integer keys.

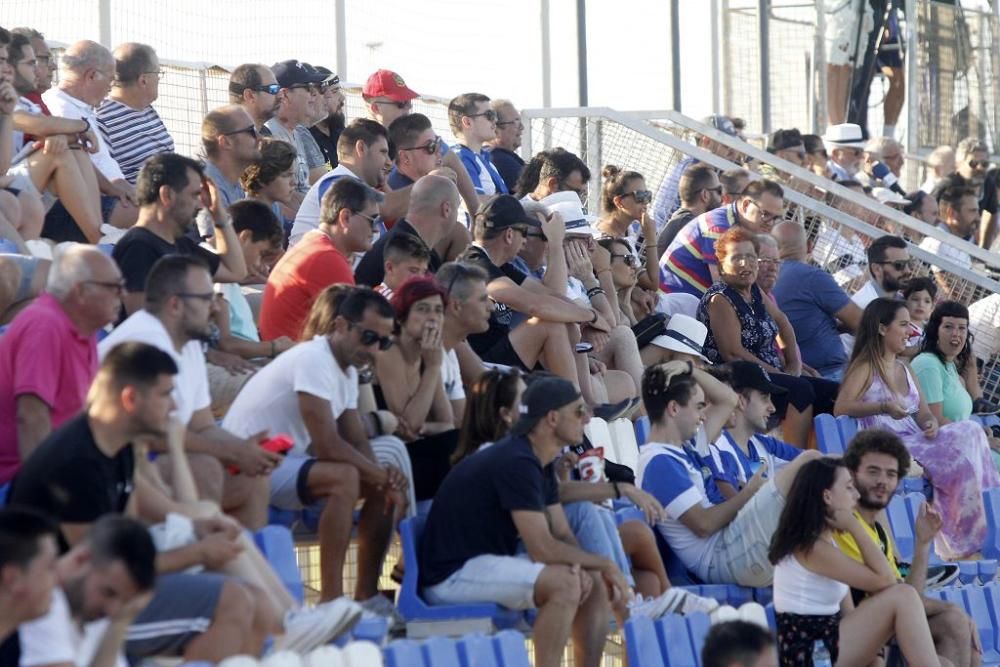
[{"left": 834, "top": 297, "right": 1000, "bottom": 559}]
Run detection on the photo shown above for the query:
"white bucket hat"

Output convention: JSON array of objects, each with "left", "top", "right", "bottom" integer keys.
[
  {"left": 822, "top": 123, "right": 866, "bottom": 149},
  {"left": 651, "top": 314, "right": 710, "bottom": 362}
]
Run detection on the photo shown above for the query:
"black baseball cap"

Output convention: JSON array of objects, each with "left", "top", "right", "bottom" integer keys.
[
  {"left": 728, "top": 361, "right": 787, "bottom": 395},
  {"left": 512, "top": 376, "right": 582, "bottom": 436},
  {"left": 313, "top": 66, "right": 341, "bottom": 87},
  {"left": 477, "top": 195, "right": 542, "bottom": 231},
  {"left": 271, "top": 59, "right": 326, "bottom": 88}
]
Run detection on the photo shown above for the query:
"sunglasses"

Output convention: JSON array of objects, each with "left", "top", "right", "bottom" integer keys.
[
  {"left": 398, "top": 136, "right": 442, "bottom": 155},
  {"left": 875, "top": 259, "right": 913, "bottom": 271},
  {"left": 350, "top": 323, "right": 393, "bottom": 350},
  {"left": 375, "top": 99, "right": 412, "bottom": 110},
  {"left": 254, "top": 83, "right": 281, "bottom": 95},
  {"left": 83, "top": 279, "right": 126, "bottom": 295},
  {"left": 467, "top": 110, "right": 498, "bottom": 122},
  {"left": 610, "top": 253, "right": 640, "bottom": 268},
  {"left": 175, "top": 291, "right": 215, "bottom": 302},
  {"left": 970, "top": 160, "right": 992, "bottom": 169},
  {"left": 622, "top": 190, "right": 652, "bottom": 204},
  {"left": 353, "top": 210, "right": 379, "bottom": 227},
  {"left": 525, "top": 231, "right": 547, "bottom": 241},
  {"left": 222, "top": 125, "right": 258, "bottom": 139},
  {"left": 495, "top": 118, "right": 523, "bottom": 128}
]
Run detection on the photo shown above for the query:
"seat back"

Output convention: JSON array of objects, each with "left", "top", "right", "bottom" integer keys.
[
  {"left": 624, "top": 616, "right": 662, "bottom": 666},
  {"left": 835, "top": 415, "right": 859, "bottom": 446},
  {"left": 885, "top": 494, "right": 915, "bottom": 561},
  {"left": 384, "top": 639, "right": 423, "bottom": 667},
  {"left": 657, "top": 614, "right": 698, "bottom": 666},
  {"left": 608, "top": 418, "right": 639, "bottom": 473},
  {"left": 584, "top": 417, "right": 619, "bottom": 465},
  {"left": 456, "top": 633, "right": 499, "bottom": 667},
  {"left": 962, "top": 586, "right": 1000, "bottom": 662},
  {"left": 813, "top": 414, "right": 843, "bottom": 454},
  {"left": 421, "top": 636, "right": 462, "bottom": 667},
  {"left": 634, "top": 416, "right": 651, "bottom": 446}
]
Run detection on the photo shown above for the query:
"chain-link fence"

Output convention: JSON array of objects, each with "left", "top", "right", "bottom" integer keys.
[{"left": 523, "top": 106, "right": 1000, "bottom": 403}]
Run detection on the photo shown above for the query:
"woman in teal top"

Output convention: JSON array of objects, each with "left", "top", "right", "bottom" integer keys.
[{"left": 912, "top": 300, "right": 1000, "bottom": 469}]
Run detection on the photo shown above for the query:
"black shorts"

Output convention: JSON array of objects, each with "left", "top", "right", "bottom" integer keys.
[{"left": 481, "top": 335, "right": 530, "bottom": 371}]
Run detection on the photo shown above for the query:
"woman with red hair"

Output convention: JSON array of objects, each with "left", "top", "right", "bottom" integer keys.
[{"left": 374, "top": 275, "right": 460, "bottom": 502}]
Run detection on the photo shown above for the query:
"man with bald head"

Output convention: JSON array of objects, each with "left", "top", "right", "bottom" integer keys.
[
  {"left": 771, "top": 220, "right": 861, "bottom": 381},
  {"left": 97, "top": 42, "right": 174, "bottom": 184},
  {"left": 486, "top": 99, "right": 525, "bottom": 192},
  {"left": 194, "top": 104, "right": 260, "bottom": 238},
  {"left": 354, "top": 174, "right": 460, "bottom": 286},
  {"left": 0, "top": 243, "right": 123, "bottom": 481},
  {"left": 42, "top": 40, "right": 140, "bottom": 233},
  {"left": 228, "top": 63, "right": 279, "bottom": 132}
]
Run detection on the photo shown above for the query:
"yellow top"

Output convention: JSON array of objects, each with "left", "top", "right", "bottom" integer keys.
[{"left": 832, "top": 510, "right": 902, "bottom": 581}]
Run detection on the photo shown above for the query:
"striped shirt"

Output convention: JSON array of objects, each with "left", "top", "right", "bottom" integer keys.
[
  {"left": 659, "top": 203, "right": 737, "bottom": 296},
  {"left": 96, "top": 99, "right": 175, "bottom": 184}
]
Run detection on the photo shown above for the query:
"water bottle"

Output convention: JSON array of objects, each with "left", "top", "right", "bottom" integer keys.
[{"left": 812, "top": 639, "right": 832, "bottom": 667}]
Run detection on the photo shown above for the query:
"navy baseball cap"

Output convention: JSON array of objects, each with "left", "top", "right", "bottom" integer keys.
[
  {"left": 728, "top": 361, "right": 786, "bottom": 395},
  {"left": 477, "top": 195, "right": 541, "bottom": 231},
  {"left": 271, "top": 60, "right": 326, "bottom": 88},
  {"left": 512, "top": 376, "right": 582, "bottom": 436}
]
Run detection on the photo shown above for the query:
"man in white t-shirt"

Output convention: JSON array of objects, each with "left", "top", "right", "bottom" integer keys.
[
  {"left": 635, "top": 361, "right": 819, "bottom": 586},
  {"left": 222, "top": 288, "right": 410, "bottom": 619},
  {"left": 17, "top": 515, "right": 156, "bottom": 667},
  {"left": 99, "top": 255, "right": 281, "bottom": 529},
  {"left": 438, "top": 261, "right": 492, "bottom": 397}
]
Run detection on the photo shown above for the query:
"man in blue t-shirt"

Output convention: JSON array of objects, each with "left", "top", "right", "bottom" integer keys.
[
  {"left": 771, "top": 221, "right": 862, "bottom": 381},
  {"left": 636, "top": 360, "right": 819, "bottom": 586},
  {"left": 420, "top": 376, "right": 630, "bottom": 667},
  {"left": 448, "top": 92, "right": 508, "bottom": 201},
  {"left": 704, "top": 361, "right": 804, "bottom": 497}
]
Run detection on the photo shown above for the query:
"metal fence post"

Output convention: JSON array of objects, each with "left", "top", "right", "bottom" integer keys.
[
  {"left": 711, "top": 0, "right": 721, "bottom": 115},
  {"left": 758, "top": 0, "right": 771, "bottom": 133},
  {"left": 905, "top": 0, "right": 919, "bottom": 163},
  {"left": 98, "top": 0, "right": 112, "bottom": 47}
]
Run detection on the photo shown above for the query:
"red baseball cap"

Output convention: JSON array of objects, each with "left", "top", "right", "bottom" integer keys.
[{"left": 363, "top": 69, "right": 419, "bottom": 102}]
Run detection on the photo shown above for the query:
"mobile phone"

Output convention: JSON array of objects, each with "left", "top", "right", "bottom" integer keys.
[
  {"left": 575, "top": 342, "right": 594, "bottom": 354},
  {"left": 261, "top": 434, "right": 294, "bottom": 455}
]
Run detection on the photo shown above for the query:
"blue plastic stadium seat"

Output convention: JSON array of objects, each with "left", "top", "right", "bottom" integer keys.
[
  {"left": 615, "top": 505, "right": 645, "bottom": 526},
  {"left": 962, "top": 586, "right": 1000, "bottom": 663},
  {"left": 421, "top": 635, "right": 462, "bottom": 667},
  {"left": 814, "top": 414, "right": 843, "bottom": 455},
  {"left": 835, "top": 415, "right": 859, "bottom": 447},
  {"left": 624, "top": 616, "right": 662, "bottom": 666},
  {"left": 384, "top": 639, "right": 424, "bottom": 667},
  {"left": 457, "top": 633, "right": 498, "bottom": 667},
  {"left": 334, "top": 616, "right": 389, "bottom": 647},
  {"left": 981, "top": 560, "right": 998, "bottom": 583},
  {"left": 0, "top": 482, "right": 8, "bottom": 507},
  {"left": 658, "top": 614, "right": 698, "bottom": 666},
  {"left": 0, "top": 239, "right": 19, "bottom": 253},
  {"left": 252, "top": 525, "right": 304, "bottom": 604},
  {"left": 397, "top": 516, "right": 523, "bottom": 631},
  {"left": 686, "top": 612, "right": 712, "bottom": 659},
  {"left": 984, "top": 489, "right": 1000, "bottom": 560},
  {"left": 492, "top": 630, "right": 531, "bottom": 667},
  {"left": 885, "top": 495, "right": 915, "bottom": 561},
  {"left": 765, "top": 603, "right": 777, "bottom": 631},
  {"left": 753, "top": 587, "right": 773, "bottom": 606},
  {"left": 959, "top": 561, "right": 979, "bottom": 585},
  {"left": 634, "top": 416, "right": 651, "bottom": 446}
]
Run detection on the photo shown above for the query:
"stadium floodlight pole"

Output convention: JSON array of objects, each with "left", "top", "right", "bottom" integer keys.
[{"left": 336, "top": 0, "right": 348, "bottom": 82}]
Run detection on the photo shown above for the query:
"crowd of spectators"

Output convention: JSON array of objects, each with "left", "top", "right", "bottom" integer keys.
[{"left": 1, "top": 21, "right": 1000, "bottom": 667}]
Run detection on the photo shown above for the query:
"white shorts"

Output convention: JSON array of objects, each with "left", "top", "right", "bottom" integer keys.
[
  {"left": 706, "top": 479, "right": 785, "bottom": 587},
  {"left": 423, "top": 553, "right": 545, "bottom": 610},
  {"left": 825, "top": 0, "right": 875, "bottom": 67}
]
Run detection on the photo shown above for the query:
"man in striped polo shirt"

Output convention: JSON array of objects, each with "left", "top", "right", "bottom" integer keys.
[
  {"left": 658, "top": 179, "right": 784, "bottom": 296},
  {"left": 97, "top": 43, "right": 174, "bottom": 185}
]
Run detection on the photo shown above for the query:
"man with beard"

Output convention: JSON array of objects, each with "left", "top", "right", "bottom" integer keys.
[
  {"left": 227, "top": 63, "right": 279, "bottom": 134},
  {"left": 851, "top": 234, "right": 912, "bottom": 309},
  {"left": 113, "top": 153, "right": 247, "bottom": 318},
  {"left": 835, "top": 430, "right": 979, "bottom": 667},
  {"left": 919, "top": 187, "right": 979, "bottom": 298},
  {"left": 224, "top": 287, "right": 408, "bottom": 622},
  {"left": 14, "top": 515, "right": 156, "bottom": 667},
  {"left": 99, "top": 257, "right": 277, "bottom": 529},
  {"left": 656, "top": 164, "right": 723, "bottom": 259},
  {"left": 308, "top": 67, "right": 344, "bottom": 170}
]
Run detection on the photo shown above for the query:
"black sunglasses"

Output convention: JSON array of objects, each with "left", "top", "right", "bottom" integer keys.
[
  {"left": 350, "top": 322, "right": 393, "bottom": 350},
  {"left": 398, "top": 136, "right": 441, "bottom": 155},
  {"left": 525, "top": 231, "right": 547, "bottom": 241},
  {"left": 610, "top": 253, "right": 640, "bottom": 268},
  {"left": 495, "top": 118, "right": 522, "bottom": 127},
  {"left": 467, "top": 110, "right": 497, "bottom": 122},
  {"left": 222, "top": 125, "right": 258, "bottom": 139},
  {"left": 622, "top": 190, "right": 652, "bottom": 204},
  {"left": 970, "top": 160, "right": 992, "bottom": 169}
]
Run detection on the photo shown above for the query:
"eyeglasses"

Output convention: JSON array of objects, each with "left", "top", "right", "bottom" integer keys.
[
  {"left": 748, "top": 200, "right": 783, "bottom": 223},
  {"left": 525, "top": 231, "right": 547, "bottom": 241},
  {"left": 398, "top": 136, "right": 442, "bottom": 155},
  {"left": 349, "top": 323, "right": 393, "bottom": 350},
  {"left": 970, "top": 160, "right": 992, "bottom": 169},
  {"left": 874, "top": 259, "right": 913, "bottom": 271},
  {"left": 512, "top": 226, "right": 529, "bottom": 237},
  {"left": 699, "top": 185, "right": 724, "bottom": 195},
  {"left": 622, "top": 190, "right": 653, "bottom": 204},
  {"left": 727, "top": 254, "right": 758, "bottom": 265},
  {"left": 254, "top": 83, "right": 281, "bottom": 95},
  {"left": 466, "top": 110, "right": 498, "bottom": 123},
  {"left": 610, "top": 253, "right": 640, "bottom": 268},
  {"left": 82, "top": 279, "right": 125, "bottom": 295},
  {"left": 757, "top": 257, "right": 782, "bottom": 267},
  {"left": 222, "top": 125, "right": 258, "bottom": 139},
  {"left": 495, "top": 118, "right": 523, "bottom": 128},
  {"left": 175, "top": 291, "right": 215, "bottom": 302},
  {"left": 143, "top": 69, "right": 165, "bottom": 77},
  {"left": 352, "top": 210, "right": 379, "bottom": 229}
]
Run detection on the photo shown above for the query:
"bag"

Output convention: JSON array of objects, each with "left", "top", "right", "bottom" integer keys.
[{"left": 632, "top": 312, "right": 668, "bottom": 348}]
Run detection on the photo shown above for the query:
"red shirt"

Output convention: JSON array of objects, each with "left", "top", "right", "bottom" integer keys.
[
  {"left": 259, "top": 231, "right": 356, "bottom": 341},
  {"left": 0, "top": 294, "right": 98, "bottom": 483}
]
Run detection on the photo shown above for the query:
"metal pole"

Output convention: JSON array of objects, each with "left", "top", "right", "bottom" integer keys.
[
  {"left": 710, "top": 0, "right": 721, "bottom": 114},
  {"left": 670, "top": 0, "right": 682, "bottom": 111},
  {"left": 98, "top": 0, "right": 112, "bottom": 48},
  {"left": 541, "top": 0, "right": 552, "bottom": 109},
  {"left": 576, "top": 0, "right": 588, "bottom": 107},
  {"left": 905, "top": 0, "right": 918, "bottom": 160},
  {"left": 335, "top": 0, "right": 348, "bottom": 81},
  {"left": 758, "top": 0, "right": 771, "bottom": 133}
]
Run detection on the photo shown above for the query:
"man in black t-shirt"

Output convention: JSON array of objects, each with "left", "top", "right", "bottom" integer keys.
[
  {"left": 113, "top": 153, "right": 248, "bottom": 317},
  {"left": 7, "top": 343, "right": 276, "bottom": 660},
  {"left": 459, "top": 194, "right": 608, "bottom": 383},
  {"left": 420, "top": 376, "right": 630, "bottom": 667}
]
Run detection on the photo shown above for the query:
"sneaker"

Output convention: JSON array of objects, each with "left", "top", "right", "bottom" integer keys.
[
  {"left": 925, "top": 563, "right": 961, "bottom": 588},
  {"left": 275, "top": 597, "right": 362, "bottom": 653},
  {"left": 708, "top": 604, "right": 740, "bottom": 625},
  {"left": 629, "top": 588, "right": 720, "bottom": 619},
  {"left": 593, "top": 398, "right": 634, "bottom": 422},
  {"left": 973, "top": 399, "right": 1000, "bottom": 416},
  {"left": 359, "top": 594, "right": 405, "bottom": 631},
  {"left": 736, "top": 602, "right": 769, "bottom": 630}
]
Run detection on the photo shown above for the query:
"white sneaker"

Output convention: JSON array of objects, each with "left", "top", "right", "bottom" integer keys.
[
  {"left": 708, "top": 604, "right": 740, "bottom": 625},
  {"left": 736, "top": 601, "right": 769, "bottom": 630},
  {"left": 628, "top": 588, "right": 721, "bottom": 619},
  {"left": 276, "top": 597, "right": 362, "bottom": 653},
  {"left": 359, "top": 594, "right": 404, "bottom": 631},
  {"left": 628, "top": 593, "right": 674, "bottom": 619}
]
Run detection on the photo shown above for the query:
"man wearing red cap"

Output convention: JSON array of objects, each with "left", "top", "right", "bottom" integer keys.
[{"left": 361, "top": 69, "right": 481, "bottom": 219}]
